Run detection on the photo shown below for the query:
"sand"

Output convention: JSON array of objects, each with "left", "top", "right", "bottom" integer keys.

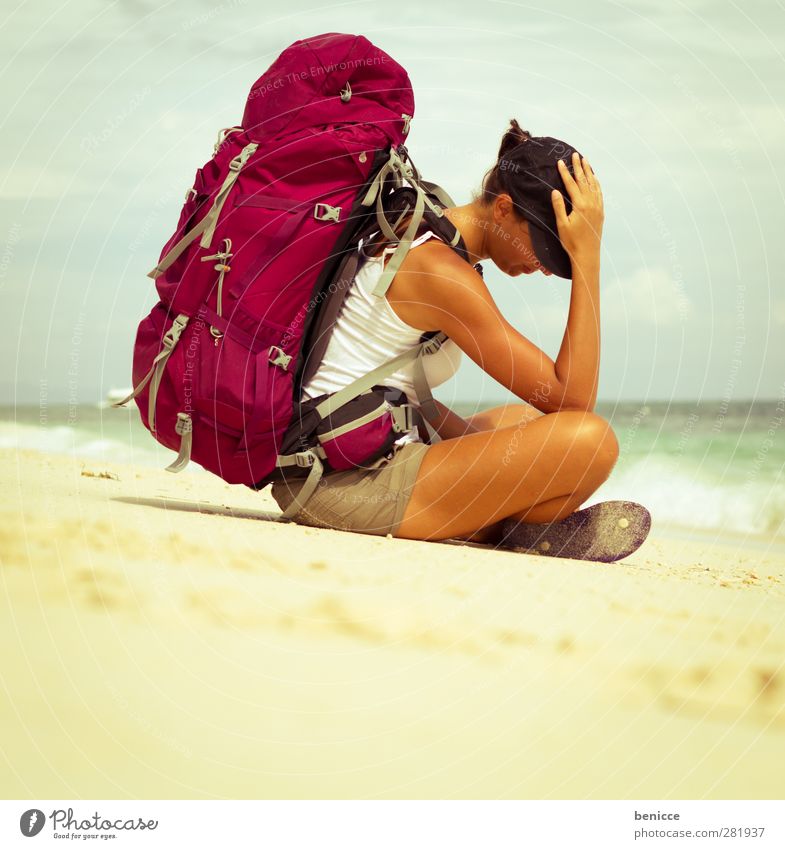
[{"left": 1, "top": 446, "right": 784, "bottom": 799}]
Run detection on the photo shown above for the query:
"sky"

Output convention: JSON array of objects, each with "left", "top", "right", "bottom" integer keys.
[{"left": 2, "top": 0, "right": 783, "bottom": 407}]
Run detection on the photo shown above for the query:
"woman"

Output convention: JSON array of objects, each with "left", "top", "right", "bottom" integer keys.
[{"left": 271, "top": 119, "right": 650, "bottom": 561}]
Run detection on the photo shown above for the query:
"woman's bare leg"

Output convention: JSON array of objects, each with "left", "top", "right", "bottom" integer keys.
[
  {"left": 396, "top": 409, "right": 619, "bottom": 542},
  {"left": 455, "top": 403, "right": 582, "bottom": 540},
  {"left": 464, "top": 401, "right": 543, "bottom": 433}
]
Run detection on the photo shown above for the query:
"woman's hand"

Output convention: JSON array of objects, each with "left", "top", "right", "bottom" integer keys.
[{"left": 551, "top": 152, "right": 604, "bottom": 263}]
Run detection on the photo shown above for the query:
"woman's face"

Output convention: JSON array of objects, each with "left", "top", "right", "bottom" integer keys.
[{"left": 490, "top": 195, "right": 554, "bottom": 277}]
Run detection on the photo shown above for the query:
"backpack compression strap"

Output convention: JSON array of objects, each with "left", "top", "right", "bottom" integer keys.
[
  {"left": 147, "top": 142, "right": 258, "bottom": 280},
  {"left": 110, "top": 313, "right": 190, "bottom": 436}
]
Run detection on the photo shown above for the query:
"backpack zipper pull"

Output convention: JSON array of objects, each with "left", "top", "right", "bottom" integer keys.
[{"left": 201, "top": 237, "right": 233, "bottom": 343}]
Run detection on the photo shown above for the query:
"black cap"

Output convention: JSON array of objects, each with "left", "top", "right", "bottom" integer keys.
[{"left": 497, "top": 135, "right": 583, "bottom": 279}]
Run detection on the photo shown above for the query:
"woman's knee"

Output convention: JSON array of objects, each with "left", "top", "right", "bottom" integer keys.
[{"left": 552, "top": 410, "right": 619, "bottom": 473}]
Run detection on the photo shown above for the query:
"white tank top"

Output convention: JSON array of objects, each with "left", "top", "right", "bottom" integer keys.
[{"left": 301, "top": 230, "right": 463, "bottom": 445}]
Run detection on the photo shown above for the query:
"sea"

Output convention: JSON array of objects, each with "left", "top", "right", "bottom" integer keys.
[{"left": 2, "top": 400, "right": 784, "bottom": 544}]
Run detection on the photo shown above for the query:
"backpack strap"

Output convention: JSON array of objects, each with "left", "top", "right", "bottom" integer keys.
[
  {"left": 360, "top": 146, "right": 449, "bottom": 299},
  {"left": 147, "top": 142, "right": 258, "bottom": 280},
  {"left": 165, "top": 413, "right": 194, "bottom": 473},
  {"left": 313, "top": 332, "right": 447, "bottom": 421},
  {"left": 359, "top": 145, "right": 484, "bottom": 299},
  {"left": 111, "top": 313, "right": 190, "bottom": 435},
  {"left": 275, "top": 448, "right": 327, "bottom": 520}
]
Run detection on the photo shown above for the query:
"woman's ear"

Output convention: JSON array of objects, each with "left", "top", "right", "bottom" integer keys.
[{"left": 493, "top": 193, "right": 514, "bottom": 224}]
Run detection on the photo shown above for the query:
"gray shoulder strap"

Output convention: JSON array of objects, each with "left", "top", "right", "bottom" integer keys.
[{"left": 314, "top": 335, "right": 441, "bottom": 421}]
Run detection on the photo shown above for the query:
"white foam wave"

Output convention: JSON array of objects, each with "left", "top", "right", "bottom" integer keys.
[
  {"left": 594, "top": 455, "right": 785, "bottom": 540},
  {"left": 0, "top": 421, "right": 200, "bottom": 472}
]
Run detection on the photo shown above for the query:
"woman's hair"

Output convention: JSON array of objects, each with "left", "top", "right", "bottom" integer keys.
[
  {"left": 470, "top": 117, "right": 532, "bottom": 208},
  {"left": 363, "top": 118, "right": 531, "bottom": 259}
]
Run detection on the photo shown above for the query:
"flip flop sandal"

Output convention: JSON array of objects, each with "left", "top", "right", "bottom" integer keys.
[{"left": 499, "top": 500, "right": 651, "bottom": 563}]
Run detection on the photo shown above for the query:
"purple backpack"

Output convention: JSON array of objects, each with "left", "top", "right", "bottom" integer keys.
[{"left": 115, "top": 32, "right": 482, "bottom": 518}]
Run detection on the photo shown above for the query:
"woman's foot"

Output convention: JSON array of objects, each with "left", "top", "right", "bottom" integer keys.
[{"left": 498, "top": 500, "right": 651, "bottom": 563}]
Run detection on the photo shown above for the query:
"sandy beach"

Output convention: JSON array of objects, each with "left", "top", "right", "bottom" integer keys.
[{"left": 1, "top": 445, "right": 784, "bottom": 800}]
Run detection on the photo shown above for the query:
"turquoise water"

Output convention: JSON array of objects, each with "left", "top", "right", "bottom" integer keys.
[{"left": 2, "top": 400, "right": 784, "bottom": 540}]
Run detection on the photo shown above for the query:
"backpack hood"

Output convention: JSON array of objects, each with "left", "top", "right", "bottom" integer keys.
[{"left": 242, "top": 32, "right": 415, "bottom": 144}]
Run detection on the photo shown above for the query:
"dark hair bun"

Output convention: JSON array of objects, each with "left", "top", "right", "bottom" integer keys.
[{"left": 497, "top": 118, "right": 532, "bottom": 160}]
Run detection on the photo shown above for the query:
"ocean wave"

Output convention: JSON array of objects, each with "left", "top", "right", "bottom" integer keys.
[
  {"left": 0, "top": 420, "right": 200, "bottom": 472},
  {"left": 3, "top": 418, "right": 783, "bottom": 539},
  {"left": 595, "top": 455, "right": 785, "bottom": 541}
]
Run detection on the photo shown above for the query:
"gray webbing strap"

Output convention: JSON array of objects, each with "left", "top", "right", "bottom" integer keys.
[
  {"left": 147, "top": 217, "right": 209, "bottom": 280},
  {"left": 317, "top": 396, "right": 389, "bottom": 442},
  {"left": 360, "top": 146, "right": 404, "bottom": 210},
  {"left": 111, "top": 313, "right": 189, "bottom": 435},
  {"left": 275, "top": 450, "right": 325, "bottom": 520},
  {"left": 370, "top": 185, "right": 424, "bottom": 299},
  {"left": 412, "top": 346, "right": 441, "bottom": 423},
  {"left": 314, "top": 338, "right": 431, "bottom": 421},
  {"left": 361, "top": 147, "right": 452, "bottom": 299},
  {"left": 199, "top": 142, "right": 257, "bottom": 248},
  {"left": 147, "top": 142, "right": 257, "bottom": 280},
  {"left": 165, "top": 413, "right": 193, "bottom": 473},
  {"left": 411, "top": 332, "right": 448, "bottom": 444},
  {"left": 421, "top": 416, "right": 441, "bottom": 445},
  {"left": 419, "top": 179, "right": 457, "bottom": 210}
]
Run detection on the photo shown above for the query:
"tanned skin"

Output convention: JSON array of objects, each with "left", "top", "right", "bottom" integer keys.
[{"left": 381, "top": 152, "right": 615, "bottom": 543}]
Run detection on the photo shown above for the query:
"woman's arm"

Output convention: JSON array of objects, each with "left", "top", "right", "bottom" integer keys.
[
  {"left": 391, "top": 244, "right": 598, "bottom": 414},
  {"left": 390, "top": 154, "right": 605, "bottom": 414},
  {"left": 553, "top": 252, "right": 601, "bottom": 411},
  {"left": 425, "top": 398, "right": 481, "bottom": 439},
  {"left": 550, "top": 154, "right": 604, "bottom": 411}
]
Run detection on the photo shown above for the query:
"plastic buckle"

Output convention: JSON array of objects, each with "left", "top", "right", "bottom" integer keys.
[
  {"left": 313, "top": 203, "right": 341, "bottom": 222},
  {"left": 295, "top": 450, "right": 315, "bottom": 468},
  {"left": 421, "top": 335, "right": 444, "bottom": 356},
  {"left": 163, "top": 314, "right": 189, "bottom": 349},
  {"left": 228, "top": 151, "right": 248, "bottom": 172},
  {"left": 174, "top": 412, "right": 192, "bottom": 435},
  {"left": 391, "top": 404, "right": 414, "bottom": 434},
  {"left": 268, "top": 346, "right": 292, "bottom": 370}
]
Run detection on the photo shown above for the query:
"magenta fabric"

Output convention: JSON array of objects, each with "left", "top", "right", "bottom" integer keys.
[{"left": 319, "top": 411, "right": 396, "bottom": 471}]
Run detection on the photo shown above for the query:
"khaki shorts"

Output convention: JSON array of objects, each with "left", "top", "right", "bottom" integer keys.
[{"left": 270, "top": 440, "right": 430, "bottom": 536}]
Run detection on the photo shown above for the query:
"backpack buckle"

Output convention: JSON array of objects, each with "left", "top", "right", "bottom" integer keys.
[
  {"left": 162, "top": 314, "right": 189, "bottom": 350},
  {"left": 174, "top": 412, "right": 193, "bottom": 436},
  {"left": 390, "top": 404, "right": 414, "bottom": 433},
  {"left": 228, "top": 143, "right": 257, "bottom": 172},
  {"left": 313, "top": 203, "right": 341, "bottom": 223},
  {"left": 294, "top": 450, "right": 316, "bottom": 468},
  {"left": 268, "top": 346, "right": 292, "bottom": 370},
  {"left": 421, "top": 334, "right": 445, "bottom": 356}
]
